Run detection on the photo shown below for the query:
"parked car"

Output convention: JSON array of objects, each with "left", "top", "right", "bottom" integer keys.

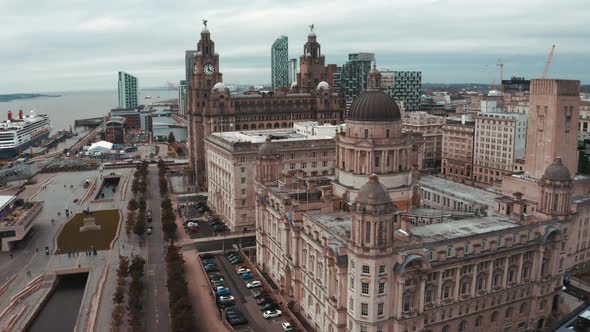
[
  {"left": 225, "top": 251, "right": 237, "bottom": 257},
  {"left": 205, "top": 265, "right": 219, "bottom": 272},
  {"left": 282, "top": 322, "right": 293, "bottom": 331},
  {"left": 236, "top": 268, "right": 251, "bottom": 275},
  {"left": 256, "top": 297, "right": 273, "bottom": 305},
  {"left": 260, "top": 303, "right": 277, "bottom": 311},
  {"left": 228, "top": 317, "right": 248, "bottom": 326},
  {"left": 212, "top": 280, "right": 225, "bottom": 288},
  {"left": 201, "top": 253, "right": 214, "bottom": 259},
  {"left": 209, "top": 219, "right": 223, "bottom": 226},
  {"left": 217, "top": 295, "right": 235, "bottom": 303},
  {"left": 209, "top": 274, "right": 223, "bottom": 282},
  {"left": 219, "top": 302, "right": 235, "bottom": 310},
  {"left": 247, "top": 281, "right": 262, "bottom": 289},
  {"left": 216, "top": 287, "right": 231, "bottom": 296},
  {"left": 241, "top": 273, "right": 253, "bottom": 280},
  {"left": 147, "top": 226, "right": 152, "bottom": 235},
  {"left": 252, "top": 290, "right": 267, "bottom": 298},
  {"left": 204, "top": 263, "right": 217, "bottom": 270},
  {"left": 203, "top": 259, "right": 217, "bottom": 266},
  {"left": 238, "top": 264, "right": 249, "bottom": 269},
  {"left": 212, "top": 224, "right": 227, "bottom": 232},
  {"left": 229, "top": 257, "right": 243, "bottom": 264},
  {"left": 263, "top": 310, "right": 283, "bottom": 319}
]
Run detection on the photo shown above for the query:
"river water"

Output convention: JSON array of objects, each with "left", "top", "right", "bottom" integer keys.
[
  {"left": 27, "top": 273, "right": 89, "bottom": 332},
  {"left": 0, "top": 89, "right": 178, "bottom": 132}
]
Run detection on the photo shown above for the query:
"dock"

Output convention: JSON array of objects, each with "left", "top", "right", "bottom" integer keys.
[{"left": 74, "top": 117, "right": 105, "bottom": 128}]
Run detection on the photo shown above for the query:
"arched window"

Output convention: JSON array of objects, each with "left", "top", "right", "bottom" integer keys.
[
  {"left": 443, "top": 282, "right": 453, "bottom": 299},
  {"left": 428, "top": 250, "right": 435, "bottom": 261},
  {"left": 425, "top": 286, "right": 435, "bottom": 304},
  {"left": 520, "top": 302, "right": 527, "bottom": 313},
  {"left": 475, "top": 316, "right": 482, "bottom": 327},
  {"left": 492, "top": 270, "right": 502, "bottom": 287},
  {"left": 403, "top": 291, "right": 414, "bottom": 312},
  {"left": 458, "top": 320, "right": 466, "bottom": 332},
  {"left": 522, "top": 264, "right": 531, "bottom": 279},
  {"left": 491, "top": 311, "right": 498, "bottom": 322},
  {"left": 505, "top": 307, "right": 512, "bottom": 318},
  {"left": 464, "top": 242, "right": 471, "bottom": 254},
  {"left": 447, "top": 246, "right": 454, "bottom": 257},
  {"left": 365, "top": 222, "right": 371, "bottom": 243},
  {"left": 476, "top": 274, "right": 487, "bottom": 291},
  {"left": 460, "top": 278, "right": 470, "bottom": 295}
]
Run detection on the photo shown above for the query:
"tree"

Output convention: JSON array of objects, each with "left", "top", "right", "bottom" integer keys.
[
  {"left": 129, "top": 256, "right": 146, "bottom": 279},
  {"left": 168, "top": 131, "right": 176, "bottom": 143},
  {"left": 127, "top": 198, "right": 137, "bottom": 212},
  {"left": 117, "top": 256, "right": 129, "bottom": 278},
  {"left": 126, "top": 211, "right": 136, "bottom": 235},
  {"left": 133, "top": 218, "right": 146, "bottom": 238},
  {"left": 113, "top": 284, "right": 125, "bottom": 304},
  {"left": 138, "top": 197, "right": 146, "bottom": 212},
  {"left": 111, "top": 304, "right": 125, "bottom": 332}
]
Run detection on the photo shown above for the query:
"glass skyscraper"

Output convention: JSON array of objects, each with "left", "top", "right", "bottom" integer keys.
[
  {"left": 118, "top": 71, "right": 139, "bottom": 109},
  {"left": 381, "top": 70, "right": 422, "bottom": 112},
  {"left": 271, "top": 36, "right": 289, "bottom": 91},
  {"left": 334, "top": 52, "right": 375, "bottom": 110}
]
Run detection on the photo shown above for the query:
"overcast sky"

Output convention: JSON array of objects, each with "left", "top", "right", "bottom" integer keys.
[{"left": 1, "top": 0, "right": 589, "bottom": 93}]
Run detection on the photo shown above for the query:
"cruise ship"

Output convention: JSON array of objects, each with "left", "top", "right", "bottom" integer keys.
[{"left": 0, "top": 110, "right": 51, "bottom": 159}]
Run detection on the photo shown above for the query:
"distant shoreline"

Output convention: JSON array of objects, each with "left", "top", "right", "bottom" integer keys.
[{"left": 0, "top": 93, "right": 61, "bottom": 102}]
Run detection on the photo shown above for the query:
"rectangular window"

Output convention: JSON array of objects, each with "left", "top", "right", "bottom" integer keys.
[
  {"left": 312, "top": 152, "right": 317, "bottom": 158},
  {"left": 322, "top": 161, "right": 328, "bottom": 167},
  {"left": 241, "top": 177, "right": 246, "bottom": 184},
  {"left": 290, "top": 153, "right": 295, "bottom": 159},
  {"left": 241, "top": 167, "right": 245, "bottom": 173},
  {"left": 378, "top": 282, "right": 385, "bottom": 294},
  {"left": 362, "top": 282, "right": 369, "bottom": 295},
  {"left": 290, "top": 163, "right": 295, "bottom": 170},
  {"left": 377, "top": 303, "right": 384, "bottom": 316},
  {"left": 311, "top": 162, "right": 317, "bottom": 168},
  {"left": 349, "top": 297, "right": 354, "bottom": 310},
  {"left": 361, "top": 326, "right": 368, "bottom": 332},
  {"left": 361, "top": 303, "right": 368, "bottom": 316},
  {"left": 301, "top": 162, "right": 307, "bottom": 169},
  {"left": 364, "top": 129, "right": 369, "bottom": 138},
  {"left": 350, "top": 277, "right": 354, "bottom": 290},
  {"left": 379, "top": 265, "right": 385, "bottom": 274},
  {"left": 362, "top": 265, "right": 370, "bottom": 274},
  {"left": 241, "top": 189, "right": 246, "bottom": 195},
  {"left": 241, "top": 199, "right": 246, "bottom": 206}
]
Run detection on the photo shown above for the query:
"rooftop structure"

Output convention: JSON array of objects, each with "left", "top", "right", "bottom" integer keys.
[{"left": 0, "top": 197, "right": 43, "bottom": 251}]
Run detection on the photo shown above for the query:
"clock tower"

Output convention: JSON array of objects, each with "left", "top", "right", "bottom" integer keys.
[{"left": 189, "top": 24, "right": 223, "bottom": 190}]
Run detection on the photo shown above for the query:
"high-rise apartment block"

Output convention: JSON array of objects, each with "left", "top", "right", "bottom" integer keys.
[
  {"left": 474, "top": 112, "right": 527, "bottom": 186},
  {"left": 180, "top": 50, "right": 197, "bottom": 118},
  {"left": 178, "top": 80, "right": 187, "bottom": 117},
  {"left": 271, "top": 36, "right": 289, "bottom": 91},
  {"left": 442, "top": 115, "right": 476, "bottom": 182},
  {"left": 117, "top": 71, "right": 138, "bottom": 109},
  {"left": 288, "top": 58, "right": 297, "bottom": 84},
  {"left": 382, "top": 70, "right": 422, "bottom": 111},
  {"left": 335, "top": 53, "right": 374, "bottom": 109}
]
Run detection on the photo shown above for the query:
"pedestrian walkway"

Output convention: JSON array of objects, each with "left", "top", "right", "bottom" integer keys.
[{"left": 183, "top": 251, "right": 230, "bottom": 332}]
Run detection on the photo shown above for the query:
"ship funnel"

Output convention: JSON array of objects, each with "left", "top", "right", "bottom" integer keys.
[
  {"left": 18, "top": 110, "right": 23, "bottom": 120},
  {"left": 7, "top": 111, "right": 12, "bottom": 120}
]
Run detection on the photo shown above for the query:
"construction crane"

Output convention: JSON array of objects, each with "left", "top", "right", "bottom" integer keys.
[
  {"left": 496, "top": 58, "right": 504, "bottom": 92},
  {"left": 542, "top": 45, "right": 556, "bottom": 79}
]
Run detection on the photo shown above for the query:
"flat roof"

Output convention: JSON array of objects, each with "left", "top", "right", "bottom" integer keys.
[
  {"left": 212, "top": 129, "right": 334, "bottom": 144},
  {"left": 305, "top": 210, "right": 351, "bottom": 243},
  {"left": 411, "top": 215, "right": 518, "bottom": 243},
  {"left": 0, "top": 196, "right": 15, "bottom": 211},
  {"left": 418, "top": 175, "right": 500, "bottom": 209}
]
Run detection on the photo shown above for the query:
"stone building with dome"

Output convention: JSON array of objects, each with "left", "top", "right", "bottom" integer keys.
[
  {"left": 188, "top": 27, "right": 345, "bottom": 189},
  {"left": 253, "top": 77, "right": 588, "bottom": 332}
]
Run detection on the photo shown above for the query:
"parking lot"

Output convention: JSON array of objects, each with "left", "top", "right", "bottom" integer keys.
[{"left": 202, "top": 253, "right": 290, "bottom": 332}]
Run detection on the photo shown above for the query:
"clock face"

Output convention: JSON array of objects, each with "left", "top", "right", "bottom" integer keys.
[{"left": 204, "top": 64, "right": 215, "bottom": 76}]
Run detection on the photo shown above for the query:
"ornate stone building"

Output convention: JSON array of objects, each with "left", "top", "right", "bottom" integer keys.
[
  {"left": 253, "top": 77, "right": 588, "bottom": 332},
  {"left": 188, "top": 26, "right": 345, "bottom": 189}
]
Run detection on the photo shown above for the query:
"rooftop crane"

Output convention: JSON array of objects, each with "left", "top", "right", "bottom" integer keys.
[
  {"left": 497, "top": 58, "right": 504, "bottom": 92},
  {"left": 542, "top": 45, "right": 556, "bottom": 79}
]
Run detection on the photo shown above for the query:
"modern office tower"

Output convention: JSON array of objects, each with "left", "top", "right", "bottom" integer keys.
[
  {"left": 474, "top": 112, "right": 527, "bottom": 186},
  {"left": 402, "top": 111, "right": 445, "bottom": 171},
  {"left": 382, "top": 70, "right": 422, "bottom": 112},
  {"left": 117, "top": 71, "right": 138, "bottom": 109},
  {"left": 336, "top": 53, "right": 375, "bottom": 109},
  {"left": 178, "top": 80, "right": 187, "bottom": 117},
  {"left": 288, "top": 58, "right": 297, "bottom": 84},
  {"left": 271, "top": 35, "right": 289, "bottom": 91}
]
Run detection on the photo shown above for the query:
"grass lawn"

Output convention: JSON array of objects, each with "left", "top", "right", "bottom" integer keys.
[{"left": 56, "top": 209, "right": 120, "bottom": 252}]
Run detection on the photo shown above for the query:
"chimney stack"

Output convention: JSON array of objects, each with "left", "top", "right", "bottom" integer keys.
[
  {"left": 18, "top": 110, "right": 23, "bottom": 120},
  {"left": 7, "top": 111, "right": 12, "bottom": 120}
]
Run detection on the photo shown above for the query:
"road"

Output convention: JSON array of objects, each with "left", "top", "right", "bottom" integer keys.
[
  {"left": 144, "top": 166, "right": 171, "bottom": 332},
  {"left": 181, "top": 236, "right": 256, "bottom": 253}
]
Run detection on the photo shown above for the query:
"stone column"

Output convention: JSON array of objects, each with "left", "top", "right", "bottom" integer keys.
[
  {"left": 516, "top": 254, "right": 523, "bottom": 284},
  {"left": 502, "top": 258, "right": 509, "bottom": 288},
  {"left": 487, "top": 262, "right": 493, "bottom": 291},
  {"left": 396, "top": 280, "right": 404, "bottom": 317},
  {"left": 471, "top": 264, "right": 478, "bottom": 297},
  {"left": 418, "top": 277, "right": 426, "bottom": 313},
  {"left": 436, "top": 271, "right": 443, "bottom": 305},
  {"left": 393, "top": 149, "right": 398, "bottom": 172},
  {"left": 453, "top": 267, "right": 460, "bottom": 301}
]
